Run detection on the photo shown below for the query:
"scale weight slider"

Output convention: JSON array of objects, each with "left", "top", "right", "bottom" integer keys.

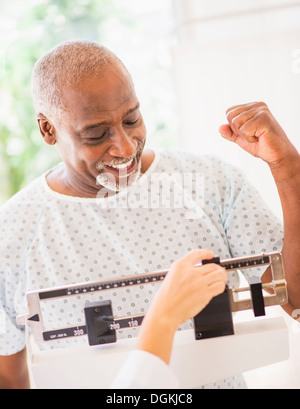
[
  {"left": 193, "top": 286, "right": 234, "bottom": 340},
  {"left": 84, "top": 300, "right": 117, "bottom": 346}
]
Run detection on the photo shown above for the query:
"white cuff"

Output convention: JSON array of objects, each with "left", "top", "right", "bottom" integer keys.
[{"left": 110, "top": 349, "right": 180, "bottom": 389}]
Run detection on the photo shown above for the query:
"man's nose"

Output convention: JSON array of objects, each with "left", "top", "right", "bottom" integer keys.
[{"left": 107, "top": 126, "right": 136, "bottom": 158}]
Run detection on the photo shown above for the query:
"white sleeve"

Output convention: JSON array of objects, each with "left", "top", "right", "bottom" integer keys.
[{"left": 110, "top": 350, "right": 180, "bottom": 389}]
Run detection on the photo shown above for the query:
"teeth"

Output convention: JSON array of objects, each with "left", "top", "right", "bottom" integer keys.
[{"left": 110, "top": 158, "right": 134, "bottom": 169}]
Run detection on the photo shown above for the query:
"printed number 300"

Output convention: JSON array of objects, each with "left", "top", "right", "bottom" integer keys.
[{"left": 74, "top": 328, "right": 85, "bottom": 336}]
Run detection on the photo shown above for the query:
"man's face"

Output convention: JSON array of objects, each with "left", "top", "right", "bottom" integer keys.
[{"left": 53, "top": 65, "right": 147, "bottom": 194}]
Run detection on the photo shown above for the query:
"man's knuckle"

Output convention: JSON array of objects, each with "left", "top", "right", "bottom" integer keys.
[
  {"left": 232, "top": 116, "right": 242, "bottom": 128},
  {"left": 258, "top": 101, "right": 268, "bottom": 108},
  {"left": 256, "top": 109, "right": 269, "bottom": 121}
]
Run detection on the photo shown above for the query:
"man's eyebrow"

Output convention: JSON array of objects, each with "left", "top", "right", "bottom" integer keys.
[
  {"left": 79, "top": 104, "right": 140, "bottom": 133},
  {"left": 126, "top": 103, "right": 140, "bottom": 116}
]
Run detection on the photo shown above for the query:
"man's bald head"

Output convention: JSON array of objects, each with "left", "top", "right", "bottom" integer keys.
[{"left": 31, "top": 40, "right": 128, "bottom": 121}]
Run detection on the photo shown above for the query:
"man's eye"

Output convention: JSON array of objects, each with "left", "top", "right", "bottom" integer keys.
[
  {"left": 124, "top": 117, "right": 140, "bottom": 126},
  {"left": 86, "top": 131, "right": 107, "bottom": 143}
]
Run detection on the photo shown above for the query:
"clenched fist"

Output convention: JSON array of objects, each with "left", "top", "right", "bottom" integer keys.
[{"left": 219, "top": 102, "right": 298, "bottom": 167}]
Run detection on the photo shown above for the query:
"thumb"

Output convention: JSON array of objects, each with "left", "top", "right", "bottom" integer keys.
[{"left": 219, "top": 124, "right": 236, "bottom": 142}]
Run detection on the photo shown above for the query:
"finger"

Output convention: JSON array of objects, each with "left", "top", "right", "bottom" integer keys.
[
  {"left": 199, "top": 263, "right": 224, "bottom": 276},
  {"left": 176, "top": 249, "right": 215, "bottom": 267},
  {"left": 227, "top": 108, "right": 258, "bottom": 137},
  {"left": 204, "top": 267, "right": 228, "bottom": 283},
  {"left": 239, "top": 113, "right": 268, "bottom": 141},
  {"left": 225, "top": 101, "right": 267, "bottom": 117},
  {"left": 219, "top": 124, "right": 236, "bottom": 141},
  {"left": 222, "top": 102, "right": 269, "bottom": 142},
  {"left": 207, "top": 280, "right": 227, "bottom": 297}
]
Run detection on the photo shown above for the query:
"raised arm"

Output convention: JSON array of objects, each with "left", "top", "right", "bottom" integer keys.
[{"left": 220, "top": 101, "right": 300, "bottom": 315}]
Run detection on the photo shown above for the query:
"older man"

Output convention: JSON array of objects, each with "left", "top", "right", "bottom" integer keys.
[{"left": 0, "top": 40, "right": 299, "bottom": 389}]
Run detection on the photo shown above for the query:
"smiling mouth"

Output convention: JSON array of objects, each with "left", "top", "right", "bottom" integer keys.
[{"left": 103, "top": 157, "right": 137, "bottom": 177}]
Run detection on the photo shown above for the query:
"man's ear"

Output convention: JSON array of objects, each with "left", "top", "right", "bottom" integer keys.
[{"left": 36, "top": 114, "right": 56, "bottom": 145}]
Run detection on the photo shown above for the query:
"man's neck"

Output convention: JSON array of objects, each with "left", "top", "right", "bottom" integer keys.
[{"left": 46, "top": 166, "right": 100, "bottom": 198}]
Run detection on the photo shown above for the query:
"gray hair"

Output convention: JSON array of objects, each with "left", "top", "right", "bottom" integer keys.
[{"left": 31, "top": 40, "right": 126, "bottom": 121}]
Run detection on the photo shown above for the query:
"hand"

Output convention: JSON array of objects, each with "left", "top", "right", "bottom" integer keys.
[
  {"left": 219, "top": 102, "right": 297, "bottom": 166},
  {"left": 148, "top": 249, "right": 228, "bottom": 331},
  {"left": 136, "top": 249, "right": 228, "bottom": 364}
]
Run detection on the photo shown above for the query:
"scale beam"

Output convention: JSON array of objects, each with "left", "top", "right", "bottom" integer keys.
[{"left": 17, "top": 252, "right": 288, "bottom": 346}]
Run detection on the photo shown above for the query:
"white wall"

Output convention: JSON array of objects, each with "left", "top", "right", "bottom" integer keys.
[{"left": 171, "top": 0, "right": 300, "bottom": 218}]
